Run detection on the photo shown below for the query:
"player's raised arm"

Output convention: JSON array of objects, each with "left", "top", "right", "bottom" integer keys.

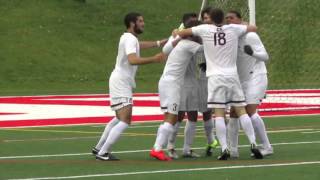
[
  {"left": 128, "top": 52, "right": 166, "bottom": 65},
  {"left": 174, "top": 28, "right": 193, "bottom": 38}
]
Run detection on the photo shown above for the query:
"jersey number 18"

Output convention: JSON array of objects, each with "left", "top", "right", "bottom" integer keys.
[{"left": 213, "top": 32, "right": 226, "bottom": 46}]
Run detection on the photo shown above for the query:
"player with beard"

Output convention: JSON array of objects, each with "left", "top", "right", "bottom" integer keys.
[{"left": 92, "top": 12, "right": 167, "bottom": 161}]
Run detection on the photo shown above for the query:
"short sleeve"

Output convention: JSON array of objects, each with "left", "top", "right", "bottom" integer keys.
[
  {"left": 124, "top": 36, "right": 138, "bottom": 55},
  {"left": 192, "top": 24, "right": 208, "bottom": 37},
  {"left": 229, "top": 24, "right": 247, "bottom": 37}
]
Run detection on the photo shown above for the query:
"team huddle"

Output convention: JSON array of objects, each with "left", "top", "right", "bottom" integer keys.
[{"left": 92, "top": 7, "right": 273, "bottom": 161}]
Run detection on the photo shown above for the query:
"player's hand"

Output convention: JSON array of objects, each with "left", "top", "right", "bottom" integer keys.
[
  {"left": 172, "top": 29, "right": 179, "bottom": 37},
  {"left": 244, "top": 45, "right": 254, "bottom": 56},
  {"left": 199, "top": 62, "right": 206, "bottom": 72},
  {"left": 154, "top": 52, "right": 167, "bottom": 63},
  {"left": 159, "top": 39, "right": 168, "bottom": 47}
]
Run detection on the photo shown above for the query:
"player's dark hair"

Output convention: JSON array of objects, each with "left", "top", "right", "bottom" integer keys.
[
  {"left": 201, "top": 6, "right": 213, "bottom": 20},
  {"left": 209, "top": 8, "right": 224, "bottom": 25},
  {"left": 124, "top": 12, "right": 142, "bottom": 28},
  {"left": 182, "top": 13, "right": 198, "bottom": 27},
  {"left": 184, "top": 19, "right": 202, "bottom": 29},
  {"left": 228, "top": 10, "right": 242, "bottom": 19}
]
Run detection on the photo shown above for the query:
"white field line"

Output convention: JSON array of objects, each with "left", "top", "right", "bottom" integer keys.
[
  {"left": 8, "top": 161, "right": 320, "bottom": 180},
  {"left": 1, "top": 128, "right": 317, "bottom": 143},
  {"left": 1, "top": 140, "right": 320, "bottom": 160},
  {"left": 301, "top": 131, "right": 320, "bottom": 134},
  {"left": 3, "top": 136, "right": 100, "bottom": 142}
]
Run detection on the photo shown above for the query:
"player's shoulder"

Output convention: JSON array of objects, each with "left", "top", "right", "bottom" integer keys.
[
  {"left": 245, "top": 32, "right": 261, "bottom": 41},
  {"left": 246, "top": 32, "right": 260, "bottom": 39},
  {"left": 223, "top": 24, "right": 246, "bottom": 30},
  {"left": 193, "top": 23, "right": 210, "bottom": 30},
  {"left": 122, "top": 32, "right": 138, "bottom": 41}
]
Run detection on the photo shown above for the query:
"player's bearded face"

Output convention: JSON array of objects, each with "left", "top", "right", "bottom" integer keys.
[{"left": 134, "top": 17, "right": 144, "bottom": 34}]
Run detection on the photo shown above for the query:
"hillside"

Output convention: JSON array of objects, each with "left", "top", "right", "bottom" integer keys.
[{"left": 0, "top": 0, "right": 319, "bottom": 95}]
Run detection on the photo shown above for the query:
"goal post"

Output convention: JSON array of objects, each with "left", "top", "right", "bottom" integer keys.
[{"left": 248, "top": 0, "right": 256, "bottom": 25}]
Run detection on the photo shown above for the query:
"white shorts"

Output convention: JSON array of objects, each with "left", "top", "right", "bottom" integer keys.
[
  {"left": 158, "top": 78, "right": 180, "bottom": 115},
  {"left": 241, "top": 73, "right": 268, "bottom": 104},
  {"left": 109, "top": 71, "right": 134, "bottom": 111},
  {"left": 207, "top": 75, "right": 246, "bottom": 108}
]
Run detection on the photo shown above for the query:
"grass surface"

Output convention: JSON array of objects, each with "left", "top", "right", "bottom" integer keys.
[
  {"left": 0, "top": 0, "right": 319, "bottom": 96},
  {"left": 0, "top": 115, "right": 319, "bottom": 179}
]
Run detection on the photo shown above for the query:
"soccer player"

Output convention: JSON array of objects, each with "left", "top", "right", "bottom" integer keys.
[
  {"left": 166, "top": 11, "right": 219, "bottom": 159},
  {"left": 92, "top": 12, "right": 167, "bottom": 161},
  {"left": 150, "top": 19, "right": 203, "bottom": 161},
  {"left": 175, "top": 8, "right": 263, "bottom": 160},
  {"left": 226, "top": 10, "right": 273, "bottom": 158}
]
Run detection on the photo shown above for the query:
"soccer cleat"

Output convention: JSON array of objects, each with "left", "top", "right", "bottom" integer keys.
[
  {"left": 168, "top": 149, "right": 179, "bottom": 159},
  {"left": 250, "top": 144, "right": 263, "bottom": 159},
  {"left": 96, "top": 153, "right": 120, "bottom": 161},
  {"left": 182, "top": 150, "right": 201, "bottom": 158},
  {"left": 205, "top": 140, "right": 219, "bottom": 156},
  {"left": 150, "top": 149, "right": 172, "bottom": 161},
  {"left": 260, "top": 147, "right": 274, "bottom": 156},
  {"left": 217, "top": 149, "right": 230, "bottom": 160},
  {"left": 92, "top": 147, "right": 99, "bottom": 155}
]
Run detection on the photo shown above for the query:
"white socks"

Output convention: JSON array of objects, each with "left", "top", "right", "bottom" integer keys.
[
  {"left": 98, "top": 121, "right": 128, "bottom": 155},
  {"left": 204, "top": 118, "right": 215, "bottom": 144},
  {"left": 239, "top": 114, "right": 256, "bottom": 145},
  {"left": 167, "top": 121, "right": 181, "bottom": 150},
  {"left": 227, "top": 117, "right": 240, "bottom": 153},
  {"left": 154, "top": 122, "right": 174, "bottom": 151},
  {"left": 95, "top": 117, "right": 120, "bottom": 150},
  {"left": 215, "top": 117, "right": 228, "bottom": 151},
  {"left": 251, "top": 113, "right": 272, "bottom": 149},
  {"left": 183, "top": 121, "right": 197, "bottom": 153}
]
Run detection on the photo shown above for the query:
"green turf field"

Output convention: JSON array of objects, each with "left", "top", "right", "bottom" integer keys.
[
  {"left": 1, "top": 115, "right": 319, "bottom": 179},
  {"left": 0, "top": 0, "right": 319, "bottom": 96}
]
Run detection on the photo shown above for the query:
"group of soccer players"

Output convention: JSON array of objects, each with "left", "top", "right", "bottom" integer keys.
[{"left": 92, "top": 7, "right": 273, "bottom": 162}]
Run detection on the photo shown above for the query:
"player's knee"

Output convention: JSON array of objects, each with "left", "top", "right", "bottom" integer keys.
[{"left": 245, "top": 105, "right": 258, "bottom": 117}]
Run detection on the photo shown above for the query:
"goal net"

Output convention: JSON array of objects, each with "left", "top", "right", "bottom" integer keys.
[{"left": 200, "top": 0, "right": 320, "bottom": 116}]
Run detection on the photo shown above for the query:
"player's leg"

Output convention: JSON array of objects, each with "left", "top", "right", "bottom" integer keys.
[
  {"left": 96, "top": 103, "right": 132, "bottom": 161},
  {"left": 247, "top": 105, "right": 273, "bottom": 156},
  {"left": 203, "top": 110, "right": 218, "bottom": 156},
  {"left": 245, "top": 74, "right": 273, "bottom": 156},
  {"left": 151, "top": 81, "right": 179, "bottom": 161},
  {"left": 207, "top": 75, "right": 230, "bottom": 160},
  {"left": 214, "top": 108, "right": 230, "bottom": 160},
  {"left": 234, "top": 105, "right": 263, "bottom": 159},
  {"left": 151, "top": 112, "right": 177, "bottom": 161},
  {"left": 227, "top": 107, "right": 240, "bottom": 158},
  {"left": 182, "top": 111, "right": 200, "bottom": 158},
  {"left": 92, "top": 117, "right": 120, "bottom": 155},
  {"left": 167, "top": 111, "right": 185, "bottom": 159}
]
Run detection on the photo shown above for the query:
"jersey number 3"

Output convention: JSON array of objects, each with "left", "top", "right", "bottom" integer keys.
[{"left": 214, "top": 32, "right": 226, "bottom": 46}]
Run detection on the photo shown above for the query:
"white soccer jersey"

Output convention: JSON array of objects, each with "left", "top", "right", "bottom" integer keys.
[
  {"left": 237, "top": 32, "right": 269, "bottom": 82},
  {"left": 192, "top": 24, "right": 247, "bottom": 77},
  {"left": 161, "top": 39, "right": 202, "bottom": 85},
  {"left": 112, "top": 32, "right": 139, "bottom": 88}
]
